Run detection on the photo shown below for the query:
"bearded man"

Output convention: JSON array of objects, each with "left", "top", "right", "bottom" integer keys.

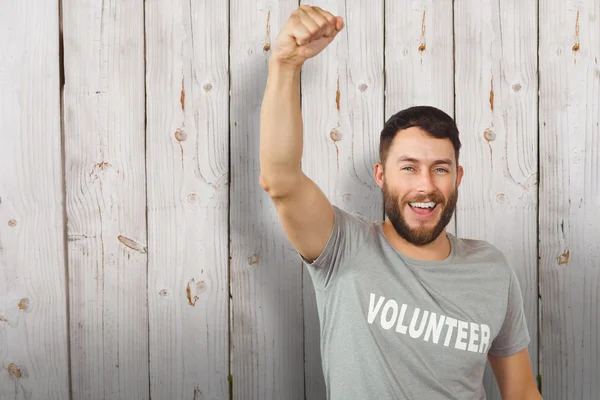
[{"left": 259, "top": 5, "right": 542, "bottom": 400}]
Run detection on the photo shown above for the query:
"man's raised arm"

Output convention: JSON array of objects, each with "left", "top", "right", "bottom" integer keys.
[{"left": 259, "top": 6, "right": 344, "bottom": 263}]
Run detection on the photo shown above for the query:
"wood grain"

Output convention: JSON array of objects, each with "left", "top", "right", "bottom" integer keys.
[
  {"left": 539, "top": 0, "right": 600, "bottom": 398},
  {"left": 145, "top": 0, "right": 230, "bottom": 398},
  {"left": 0, "top": 1, "right": 70, "bottom": 398},
  {"left": 230, "top": 1, "right": 305, "bottom": 399},
  {"left": 454, "top": 0, "right": 539, "bottom": 397},
  {"left": 62, "top": 0, "right": 148, "bottom": 397},
  {"left": 385, "top": 0, "right": 454, "bottom": 117}
]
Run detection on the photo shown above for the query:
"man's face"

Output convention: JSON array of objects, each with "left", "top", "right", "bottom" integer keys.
[{"left": 376, "top": 127, "right": 463, "bottom": 246}]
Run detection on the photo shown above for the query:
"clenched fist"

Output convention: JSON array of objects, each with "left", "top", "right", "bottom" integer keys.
[{"left": 271, "top": 5, "right": 344, "bottom": 67}]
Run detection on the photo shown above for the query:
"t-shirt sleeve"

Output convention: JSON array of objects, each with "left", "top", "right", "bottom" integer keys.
[
  {"left": 488, "top": 266, "right": 531, "bottom": 357},
  {"left": 298, "top": 205, "right": 371, "bottom": 288}
]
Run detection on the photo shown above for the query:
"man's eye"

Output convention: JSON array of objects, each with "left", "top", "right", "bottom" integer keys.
[
  {"left": 402, "top": 166, "right": 414, "bottom": 171},
  {"left": 435, "top": 168, "right": 449, "bottom": 173}
]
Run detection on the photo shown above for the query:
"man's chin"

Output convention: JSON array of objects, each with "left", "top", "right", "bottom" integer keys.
[
  {"left": 392, "top": 215, "right": 447, "bottom": 245},
  {"left": 406, "top": 228, "right": 438, "bottom": 241}
]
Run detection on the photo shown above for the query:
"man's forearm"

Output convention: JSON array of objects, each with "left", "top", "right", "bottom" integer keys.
[
  {"left": 521, "top": 387, "right": 543, "bottom": 400},
  {"left": 259, "top": 60, "right": 303, "bottom": 194}
]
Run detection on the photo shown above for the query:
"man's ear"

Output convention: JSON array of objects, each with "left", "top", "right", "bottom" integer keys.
[
  {"left": 456, "top": 165, "right": 464, "bottom": 187},
  {"left": 374, "top": 162, "right": 384, "bottom": 188}
]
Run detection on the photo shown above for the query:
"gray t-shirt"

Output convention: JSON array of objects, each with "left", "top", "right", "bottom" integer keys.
[{"left": 299, "top": 205, "right": 530, "bottom": 400}]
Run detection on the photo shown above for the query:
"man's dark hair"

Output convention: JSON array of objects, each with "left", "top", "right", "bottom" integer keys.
[{"left": 379, "top": 106, "right": 461, "bottom": 169}]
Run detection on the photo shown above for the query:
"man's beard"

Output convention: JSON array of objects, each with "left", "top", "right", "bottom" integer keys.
[{"left": 382, "top": 181, "right": 458, "bottom": 246}]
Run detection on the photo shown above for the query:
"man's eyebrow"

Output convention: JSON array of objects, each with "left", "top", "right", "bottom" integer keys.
[{"left": 396, "top": 156, "right": 454, "bottom": 166}]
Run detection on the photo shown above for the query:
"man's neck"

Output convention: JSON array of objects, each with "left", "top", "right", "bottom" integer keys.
[{"left": 382, "top": 220, "right": 451, "bottom": 261}]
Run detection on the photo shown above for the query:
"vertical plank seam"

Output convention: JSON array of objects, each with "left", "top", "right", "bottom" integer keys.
[
  {"left": 535, "top": 0, "right": 542, "bottom": 393},
  {"left": 452, "top": 0, "right": 457, "bottom": 234},
  {"left": 382, "top": 0, "right": 387, "bottom": 222},
  {"left": 299, "top": 1, "right": 307, "bottom": 397},
  {"left": 58, "top": 0, "right": 73, "bottom": 397},
  {"left": 227, "top": 0, "right": 233, "bottom": 398},
  {"left": 300, "top": 1, "right": 308, "bottom": 397},
  {"left": 142, "top": 0, "right": 151, "bottom": 398},
  {"left": 297, "top": 2, "right": 309, "bottom": 399}
]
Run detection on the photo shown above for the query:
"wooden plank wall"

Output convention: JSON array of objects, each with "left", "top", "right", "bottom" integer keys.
[
  {"left": 62, "top": 0, "right": 149, "bottom": 398},
  {"left": 145, "top": 0, "right": 230, "bottom": 399},
  {"left": 539, "top": 1, "right": 600, "bottom": 399},
  {"left": 230, "top": 1, "right": 305, "bottom": 399},
  {"left": 0, "top": 0, "right": 599, "bottom": 399},
  {"left": 0, "top": 1, "right": 70, "bottom": 399},
  {"left": 454, "top": 0, "right": 539, "bottom": 398}
]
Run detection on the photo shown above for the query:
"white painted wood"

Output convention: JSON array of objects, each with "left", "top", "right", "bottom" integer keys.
[
  {"left": 229, "top": 2, "right": 305, "bottom": 399},
  {"left": 385, "top": 0, "right": 455, "bottom": 235},
  {"left": 454, "top": 0, "right": 539, "bottom": 397},
  {"left": 539, "top": 1, "right": 600, "bottom": 398},
  {"left": 0, "top": 1, "right": 70, "bottom": 399},
  {"left": 2, "top": 2, "right": 598, "bottom": 398},
  {"left": 299, "top": 1, "right": 384, "bottom": 398},
  {"left": 385, "top": 1, "right": 454, "bottom": 120},
  {"left": 145, "top": 0, "right": 230, "bottom": 398},
  {"left": 62, "top": 1, "right": 148, "bottom": 398}
]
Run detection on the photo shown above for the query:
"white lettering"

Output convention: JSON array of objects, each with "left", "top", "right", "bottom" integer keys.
[
  {"left": 408, "top": 308, "right": 429, "bottom": 339},
  {"left": 443, "top": 317, "right": 458, "bottom": 346},
  {"left": 367, "top": 293, "right": 385, "bottom": 324},
  {"left": 479, "top": 324, "right": 490, "bottom": 353},
  {"left": 455, "top": 320, "right": 469, "bottom": 350},
  {"left": 365, "top": 293, "right": 491, "bottom": 354},
  {"left": 395, "top": 303, "right": 409, "bottom": 334},
  {"left": 423, "top": 312, "right": 446, "bottom": 343},
  {"left": 468, "top": 323, "right": 480, "bottom": 353},
  {"left": 380, "top": 300, "right": 399, "bottom": 330}
]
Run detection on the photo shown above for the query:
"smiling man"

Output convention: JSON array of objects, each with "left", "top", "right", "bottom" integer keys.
[{"left": 259, "top": 5, "right": 542, "bottom": 400}]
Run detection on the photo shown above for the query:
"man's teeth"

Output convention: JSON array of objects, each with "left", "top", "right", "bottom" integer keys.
[{"left": 409, "top": 202, "right": 436, "bottom": 209}]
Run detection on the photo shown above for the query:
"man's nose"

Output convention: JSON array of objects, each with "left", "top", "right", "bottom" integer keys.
[{"left": 416, "top": 171, "right": 436, "bottom": 193}]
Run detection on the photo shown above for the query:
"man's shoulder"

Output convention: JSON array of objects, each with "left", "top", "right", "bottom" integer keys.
[
  {"left": 452, "top": 235, "right": 509, "bottom": 268},
  {"left": 332, "top": 205, "right": 379, "bottom": 232}
]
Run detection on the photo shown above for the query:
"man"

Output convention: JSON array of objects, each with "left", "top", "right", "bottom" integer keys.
[{"left": 259, "top": 5, "right": 542, "bottom": 400}]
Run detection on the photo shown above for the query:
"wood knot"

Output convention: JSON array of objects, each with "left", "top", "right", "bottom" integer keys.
[
  {"left": 496, "top": 193, "right": 506, "bottom": 203},
  {"left": 558, "top": 250, "right": 570, "bottom": 265},
  {"left": 117, "top": 235, "right": 147, "bottom": 254},
  {"left": 263, "top": 43, "right": 271, "bottom": 52},
  {"left": 18, "top": 298, "right": 29, "bottom": 311},
  {"left": 8, "top": 219, "right": 16, "bottom": 227},
  {"left": 187, "top": 193, "right": 198, "bottom": 204},
  {"left": 483, "top": 128, "right": 496, "bottom": 142},
  {"left": 8, "top": 363, "right": 22, "bottom": 378},
  {"left": 358, "top": 83, "right": 368, "bottom": 92},
  {"left": 512, "top": 83, "right": 522, "bottom": 92},
  {"left": 186, "top": 279, "right": 199, "bottom": 306},
  {"left": 330, "top": 128, "right": 342, "bottom": 142},
  {"left": 248, "top": 254, "right": 259, "bottom": 265},
  {"left": 174, "top": 128, "right": 187, "bottom": 142},
  {"left": 203, "top": 83, "right": 213, "bottom": 92},
  {"left": 196, "top": 280, "right": 207, "bottom": 294}
]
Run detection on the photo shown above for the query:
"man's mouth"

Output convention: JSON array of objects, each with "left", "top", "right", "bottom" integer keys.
[{"left": 408, "top": 201, "right": 438, "bottom": 217}]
